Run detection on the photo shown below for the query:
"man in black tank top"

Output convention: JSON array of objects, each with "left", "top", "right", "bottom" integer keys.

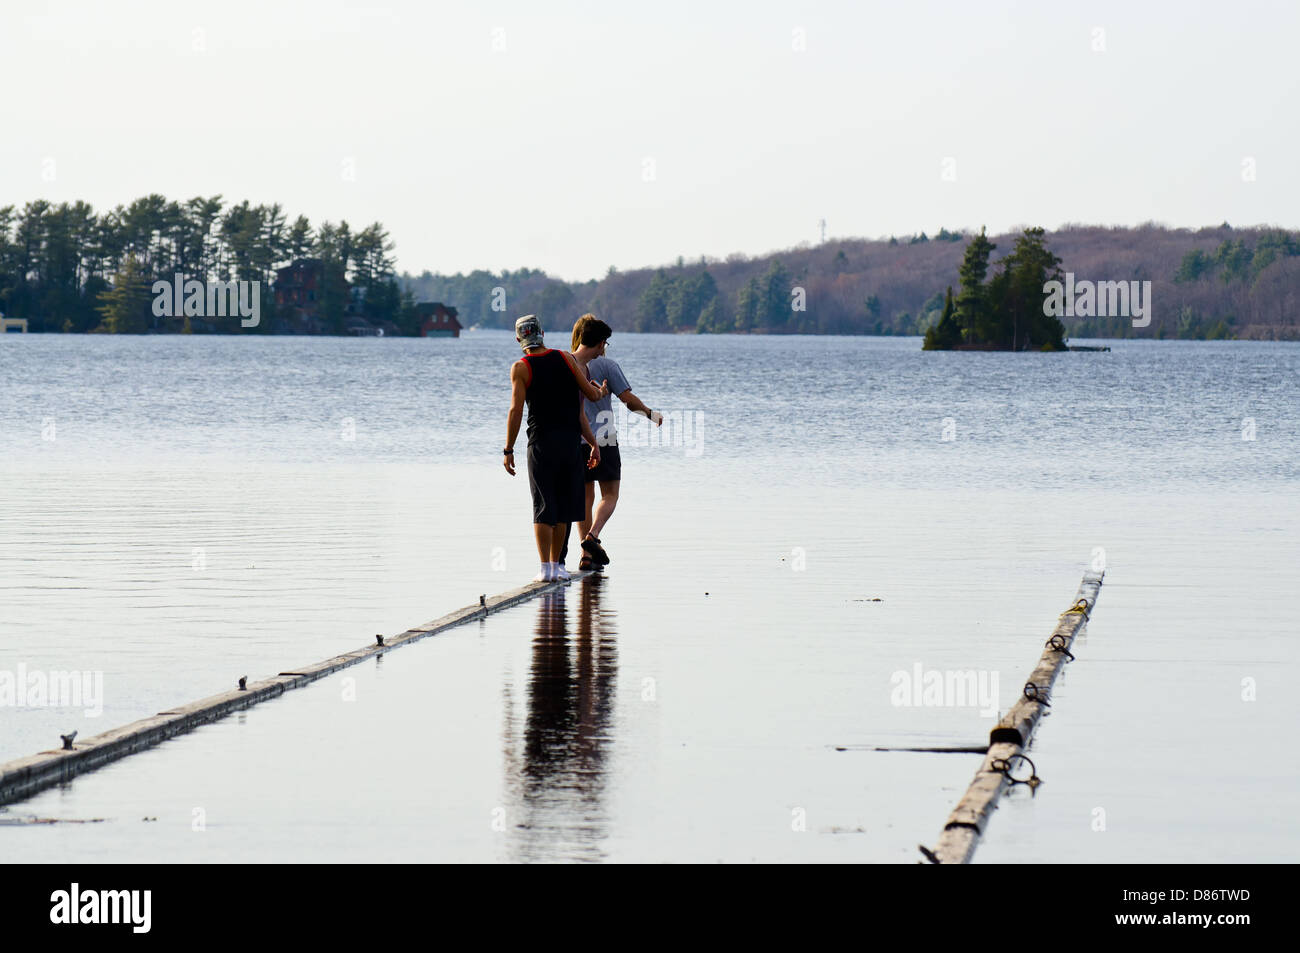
[{"left": 504, "top": 315, "right": 609, "bottom": 583}]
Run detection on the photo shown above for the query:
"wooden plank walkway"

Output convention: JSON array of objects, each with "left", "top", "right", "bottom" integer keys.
[
  {"left": 0, "top": 571, "right": 592, "bottom": 808},
  {"left": 921, "top": 569, "right": 1105, "bottom": 864}
]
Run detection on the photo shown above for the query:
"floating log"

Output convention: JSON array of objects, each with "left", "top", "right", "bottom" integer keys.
[
  {"left": 925, "top": 569, "right": 1104, "bottom": 864},
  {"left": 0, "top": 571, "right": 590, "bottom": 808}
]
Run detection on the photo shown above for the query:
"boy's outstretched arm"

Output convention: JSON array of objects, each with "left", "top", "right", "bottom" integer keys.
[{"left": 617, "top": 388, "right": 662, "bottom": 426}]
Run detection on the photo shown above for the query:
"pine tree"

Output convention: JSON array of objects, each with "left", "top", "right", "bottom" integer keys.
[
  {"left": 696, "top": 296, "right": 724, "bottom": 333},
  {"left": 734, "top": 275, "right": 761, "bottom": 332},
  {"left": 759, "top": 260, "right": 791, "bottom": 329},
  {"left": 955, "top": 228, "right": 996, "bottom": 339},
  {"left": 1000, "top": 227, "right": 1065, "bottom": 349},
  {"left": 923, "top": 286, "right": 962, "bottom": 349},
  {"left": 635, "top": 270, "right": 672, "bottom": 331},
  {"left": 95, "top": 254, "right": 150, "bottom": 333}
]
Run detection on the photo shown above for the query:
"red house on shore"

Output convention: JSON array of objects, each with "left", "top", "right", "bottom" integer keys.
[
  {"left": 417, "top": 303, "right": 461, "bottom": 337},
  {"left": 273, "top": 258, "right": 349, "bottom": 333},
  {"left": 275, "top": 259, "right": 320, "bottom": 308}
]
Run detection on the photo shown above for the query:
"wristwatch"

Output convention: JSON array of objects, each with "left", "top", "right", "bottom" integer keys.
[{"left": 503, "top": 448, "right": 514, "bottom": 455}]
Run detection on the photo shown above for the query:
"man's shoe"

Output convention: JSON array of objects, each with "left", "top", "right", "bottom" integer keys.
[
  {"left": 578, "top": 554, "right": 594, "bottom": 571},
  {"left": 581, "top": 536, "right": 610, "bottom": 566}
]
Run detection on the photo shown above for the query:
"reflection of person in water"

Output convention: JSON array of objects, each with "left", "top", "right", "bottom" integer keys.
[{"left": 503, "top": 575, "right": 618, "bottom": 862}]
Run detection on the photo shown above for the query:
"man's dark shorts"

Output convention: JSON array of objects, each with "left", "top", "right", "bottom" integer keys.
[
  {"left": 583, "top": 443, "right": 622, "bottom": 483},
  {"left": 527, "top": 432, "right": 586, "bottom": 524}
]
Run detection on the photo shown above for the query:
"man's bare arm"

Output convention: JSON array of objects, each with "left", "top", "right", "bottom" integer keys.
[
  {"left": 579, "top": 401, "right": 600, "bottom": 468},
  {"left": 561, "top": 350, "right": 609, "bottom": 402},
  {"left": 504, "top": 362, "right": 527, "bottom": 475}
]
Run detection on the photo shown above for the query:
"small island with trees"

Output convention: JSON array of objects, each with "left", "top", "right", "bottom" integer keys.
[{"left": 923, "top": 227, "right": 1067, "bottom": 351}]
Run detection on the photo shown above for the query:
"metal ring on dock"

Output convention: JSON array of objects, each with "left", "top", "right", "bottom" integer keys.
[
  {"left": 1061, "top": 598, "right": 1090, "bottom": 617},
  {"left": 991, "top": 753, "right": 1039, "bottom": 786},
  {"left": 1022, "top": 682, "right": 1051, "bottom": 707},
  {"left": 1045, "top": 633, "right": 1075, "bottom": 660}
]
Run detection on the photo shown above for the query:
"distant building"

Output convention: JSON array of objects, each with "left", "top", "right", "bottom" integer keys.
[
  {"left": 1, "top": 314, "right": 28, "bottom": 333},
  {"left": 273, "top": 259, "right": 430, "bottom": 337},
  {"left": 417, "top": 303, "right": 461, "bottom": 338},
  {"left": 274, "top": 258, "right": 324, "bottom": 310},
  {"left": 273, "top": 258, "right": 347, "bottom": 334}
]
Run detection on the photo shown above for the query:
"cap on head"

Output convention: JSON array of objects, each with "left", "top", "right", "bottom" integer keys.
[{"left": 515, "top": 314, "right": 544, "bottom": 350}]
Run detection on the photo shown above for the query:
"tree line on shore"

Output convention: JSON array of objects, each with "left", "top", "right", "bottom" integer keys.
[
  {"left": 0, "top": 196, "right": 410, "bottom": 333},
  {"left": 6, "top": 195, "right": 1298, "bottom": 340}
]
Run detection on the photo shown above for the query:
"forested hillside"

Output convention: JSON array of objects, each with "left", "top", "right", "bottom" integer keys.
[{"left": 403, "top": 224, "right": 1300, "bottom": 340}]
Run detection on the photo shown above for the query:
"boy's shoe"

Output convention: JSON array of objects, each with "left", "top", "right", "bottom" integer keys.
[
  {"left": 581, "top": 536, "right": 610, "bottom": 566},
  {"left": 532, "top": 564, "right": 554, "bottom": 583},
  {"left": 554, "top": 564, "right": 571, "bottom": 581}
]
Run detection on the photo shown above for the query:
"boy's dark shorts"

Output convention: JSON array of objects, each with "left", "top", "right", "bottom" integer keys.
[
  {"left": 527, "top": 432, "right": 586, "bottom": 525},
  {"left": 583, "top": 443, "right": 622, "bottom": 483}
]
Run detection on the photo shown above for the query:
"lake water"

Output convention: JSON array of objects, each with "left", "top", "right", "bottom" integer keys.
[{"left": 1, "top": 332, "right": 1297, "bottom": 862}]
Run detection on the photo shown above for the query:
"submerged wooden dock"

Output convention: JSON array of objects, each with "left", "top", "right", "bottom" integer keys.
[
  {"left": 922, "top": 569, "right": 1105, "bottom": 864},
  {"left": 0, "top": 572, "right": 591, "bottom": 808}
]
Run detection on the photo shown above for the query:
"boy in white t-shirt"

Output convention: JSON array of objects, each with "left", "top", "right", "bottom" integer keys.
[{"left": 564, "top": 314, "right": 662, "bottom": 571}]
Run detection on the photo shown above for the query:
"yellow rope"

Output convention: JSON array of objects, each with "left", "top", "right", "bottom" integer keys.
[{"left": 1062, "top": 599, "right": 1090, "bottom": 616}]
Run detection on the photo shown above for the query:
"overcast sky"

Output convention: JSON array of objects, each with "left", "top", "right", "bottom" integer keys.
[{"left": 5, "top": 0, "right": 1296, "bottom": 281}]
